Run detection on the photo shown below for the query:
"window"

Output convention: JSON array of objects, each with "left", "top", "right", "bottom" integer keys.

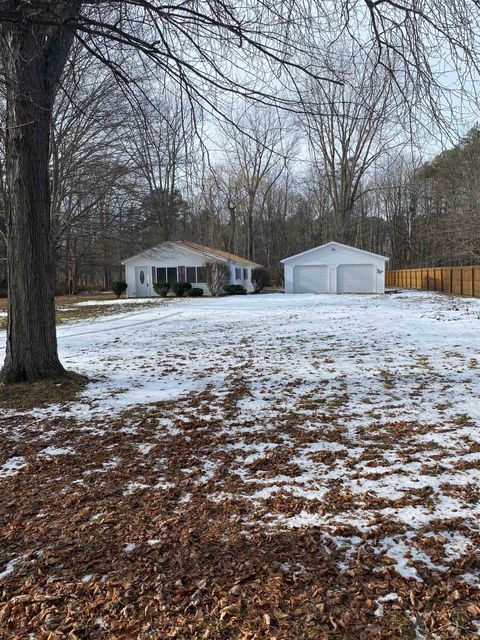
[
  {"left": 197, "top": 266, "right": 206, "bottom": 283},
  {"left": 243, "top": 268, "right": 248, "bottom": 280},
  {"left": 139, "top": 270, "right": 145, "bottom": 284},
  {"left": 156, "top": 267, "right": 167, "bottom": 283},
  {"left": 167, "top": 267, "right": 177, "bottom": 283},
  {"left": 235, "top": 267, "right": 242, "bottom": 281},
  {"left": 186, "top": 266, "right": 197, "bottom": 283}
]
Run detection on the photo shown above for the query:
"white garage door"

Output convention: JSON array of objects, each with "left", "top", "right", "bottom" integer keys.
[
  {"left": 293, "top": 265, "right": 329, "bottom": 293},
  {"left": 337, "top": 264, "right": 375, "bottom": 293}
]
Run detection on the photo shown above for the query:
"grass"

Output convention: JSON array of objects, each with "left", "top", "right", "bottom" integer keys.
[
  {"left": 0, "top": 372, "right": 88, "bottom": 411},
  {"left": 0, "top": 292, "right": 115, "bottom": 313},
  {"left": 0, "top": 293, "right": 166, "bottom": 331}
]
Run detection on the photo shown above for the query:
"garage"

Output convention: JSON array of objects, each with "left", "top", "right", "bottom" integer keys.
[
  {"left": 337, "top": 264, "right": 375, "bottom": 293},
  {"left": 281, "top": 241, "right": 389, "bottom": 294},
  {"left": 293, "top": 265, "right": 329, "bottom": 293}
]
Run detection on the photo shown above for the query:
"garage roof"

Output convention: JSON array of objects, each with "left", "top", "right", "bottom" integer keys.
[{"left": 280, "top": 241, "right": 389, "bottom": 264}]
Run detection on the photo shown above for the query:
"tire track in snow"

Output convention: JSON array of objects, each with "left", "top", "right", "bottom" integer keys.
[{"left": 57, "top": 311, "right": 182, "bottom": 339}]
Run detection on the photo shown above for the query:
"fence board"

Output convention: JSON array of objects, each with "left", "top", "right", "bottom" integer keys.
[{"left": 387, "top": 265, "right": 480, "bottom": 298}]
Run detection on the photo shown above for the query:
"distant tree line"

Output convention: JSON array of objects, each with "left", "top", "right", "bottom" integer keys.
[{"left": 1, "top": 53, "right": 479, "bottom": 297}]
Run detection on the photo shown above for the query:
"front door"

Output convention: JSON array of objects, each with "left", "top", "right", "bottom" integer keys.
[{"left": 135, "top": 266, "right": 150, "bottom": 297}]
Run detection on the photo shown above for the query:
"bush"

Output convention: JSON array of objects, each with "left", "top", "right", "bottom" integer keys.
[
  {"left": 170, "top": 281, "right": 192, "bottom": 297},
  {"left": 187, "top": 287, "right": 204, "bottom": 297},
  {"left": 251, "top": 267, "right": 270, "bottom": 293},
  {"left": 112, "top": 281, "right": 127, "bottom": 298},
  {"left": 205, "top": 261, "right": 230, "bottom": 296},
  {"left": 223, "top": 284, "right": 247, "bottom": 295},
  {"left": 153, "top": 282, "right": 170, "bottom": 297}
]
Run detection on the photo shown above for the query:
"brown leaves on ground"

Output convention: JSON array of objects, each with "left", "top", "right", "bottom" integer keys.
[{"left": 1, "top": 389, "right": 480, "bottom": 640}]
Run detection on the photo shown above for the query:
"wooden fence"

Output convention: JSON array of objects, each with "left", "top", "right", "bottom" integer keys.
[{"left": 386, "top": 266, "right": 480, "bottom": 298}]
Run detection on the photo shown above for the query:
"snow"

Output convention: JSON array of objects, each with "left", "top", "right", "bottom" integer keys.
[
  {"left": 75, "top": 298, "right": 164, "bottom": 307},
  {"left": 374, "top": 536, "right": 435, "bottom": 582},
  {"left": 123, "top": 481, "right": 150, "bottom": 495},
  {"left": 94, "top": 618, "right": 107, "bottom": 629},
  {"left": 1, "top": 290, "right": 480, "bottom": 584},
  {"left": 39, "top": 446, "right": 75, "bottom": 457},
  {"left": 0, "top": 290, "right": 476, "bottom": 424},
  {"left": 0, "top": 456, "right": 26, "bottom": 478},
  {"left": 0, "top": 556, "right": 23, "bottom": 581},
  {"left": 374, "top": 592, "right": 399, "bottom": 617},
  {"left": 137, "top": 443, "right": 155, "bottom": 454}
]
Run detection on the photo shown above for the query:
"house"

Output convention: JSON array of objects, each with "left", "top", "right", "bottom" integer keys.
[
  {"left": 281, "top": 242, "right": 389, "bottom": 294},
  {"left": 121, "top": 241, "right": 261, "bottom": 297}
]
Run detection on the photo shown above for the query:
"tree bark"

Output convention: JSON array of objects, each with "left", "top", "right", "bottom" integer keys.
[{"left": 0, "top": 9, "right": 76, "bottom": 382}]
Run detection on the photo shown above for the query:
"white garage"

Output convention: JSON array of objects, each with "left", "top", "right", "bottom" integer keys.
[{"left": 282, "top": 242, "right": 389, "bottom": 294}]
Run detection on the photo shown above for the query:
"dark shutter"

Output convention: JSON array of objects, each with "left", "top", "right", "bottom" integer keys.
[
  {"left": 197, "top": 266, "right": 206, "bottom": 283},
  {"left": 152, "top": 267, "right": 157, "bottom": 284}
]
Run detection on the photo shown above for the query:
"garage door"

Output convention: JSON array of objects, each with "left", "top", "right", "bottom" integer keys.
[
  {"left": 337, "top": 264, "right": 375, "bottom": 293},
  {"left": 293, "top": 265, "right": 329, "bottom": 293}
]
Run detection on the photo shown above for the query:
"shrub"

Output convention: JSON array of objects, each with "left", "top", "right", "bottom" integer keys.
[
  {"left": 188, "top": 287, "right": 204, "bottom": 297},
  {"left": 251, "top": 267, "right": 270, "bottom": 293},
  {"left": 205, "top": 261, "right": 230, "bottom": 296},
  {"left": 223, "top": 284, "right": 247, "bottom": 295},
  {"left": 153, "top": 282, "right": 170, "bottom": 297},
  {"left": 170, "top": 281, "right": 192, "bottom": 297},
  {"left": 112, "top": 281, "right": 127, "bottom": 298}
]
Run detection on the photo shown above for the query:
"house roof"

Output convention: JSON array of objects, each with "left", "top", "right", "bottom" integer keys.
[
  {"left": 280, "top": 241, "right": 389, "bottom": 264},
  {"left": 121, "top": 240, "right": 262, "bottom": 267}
]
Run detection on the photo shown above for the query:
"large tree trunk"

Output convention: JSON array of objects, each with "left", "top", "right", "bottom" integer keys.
[{"left": 0, "top": 10, "right": 76, "bottom": 382}]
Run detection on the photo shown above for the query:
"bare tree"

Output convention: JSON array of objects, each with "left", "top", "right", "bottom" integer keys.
[
  {"left": 204, "top": 261, "right": 229, "bottom": 297},
  {"left": 0, "top": 2, "right": 78, "bottom": 381},
  {"left": 121, "top": 95, "right": 197, "bottom": 243},
  {"left": 220, "top": 108, "right": 296, "bottom": 259},
  {"left": 303, "top": 50, "right": 404, "bottom": 244}
]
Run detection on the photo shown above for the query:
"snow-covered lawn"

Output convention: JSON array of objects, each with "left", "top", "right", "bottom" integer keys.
[{"left": 1, "top": 291, "right": 480, "bottom": 638}]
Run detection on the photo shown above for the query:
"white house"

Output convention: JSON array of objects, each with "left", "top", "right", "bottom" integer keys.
[
  {"left": 281, "top": 242, "right": 389, "bottom": 294},
  {"left": 121, "top": 240, "right": 261, "bottom": 297}
]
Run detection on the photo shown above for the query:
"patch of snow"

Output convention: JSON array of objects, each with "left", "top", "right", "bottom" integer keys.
[
  {"left": 374, "top": 592, "right": 399, "bottom": 617},
  {"left": 0, "top": 555, "right": 23, "bottom": 580},
  {"left": 0, "top": 456, "right": 26, "bottom": 478},
  {"left": 462, "top": 572, "right": 480, "bottom": 588},
  {"left": 124, "top": 543, "right": 136, "bottom": 553},
  {"left": 76, "top": 298, "right": 164, "bottom": 307},
  {"left": 137, "top": 443, "right": 155, "bottom": 454},
  {"left": 39, "top": 446, "right": 75, "bottom": 457},
  {"left": 94, "top": 618, "right": 107, "bottom": 629},
  {"left": 154, "top": 479, "right": 175, "bottom": 490},
  {"left": 123, "top": 481, "right": 150, "bottom": 495}
]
